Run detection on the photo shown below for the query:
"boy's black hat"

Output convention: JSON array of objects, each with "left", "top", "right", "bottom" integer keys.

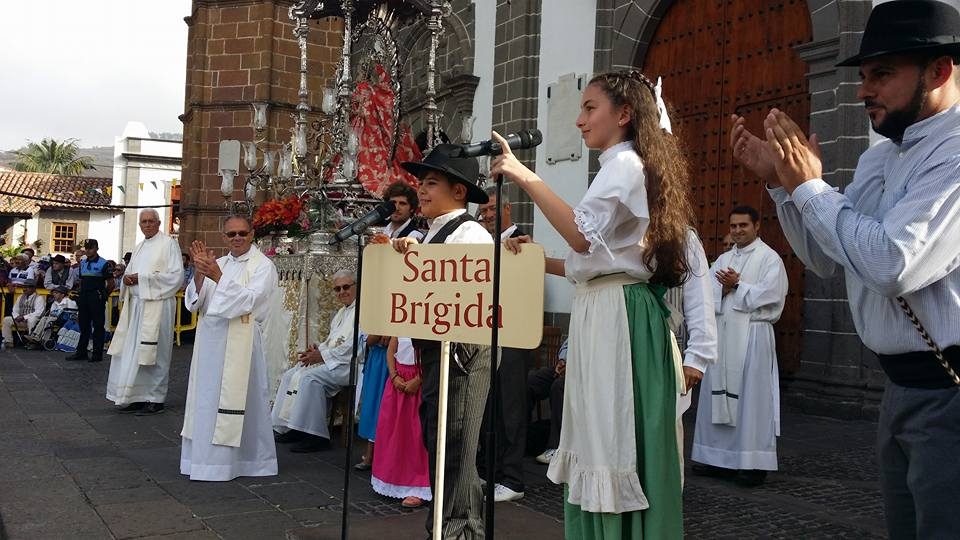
[{"left": 401, "top": 144, "right": 489, "bottom": 204}]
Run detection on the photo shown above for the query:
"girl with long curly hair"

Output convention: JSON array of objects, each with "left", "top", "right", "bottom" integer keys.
[{"left": 491, "top": 70, "right": 716, "bottom": 538}]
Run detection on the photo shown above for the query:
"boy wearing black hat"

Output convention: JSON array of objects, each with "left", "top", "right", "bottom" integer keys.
[
  {"left": 393, "top": 145, "right": 492, "bottom": 538},
  {"left": 732, "top": 1, "right": 960, "bottom": 536},
  {"left": 66, "top": 239, "right": 115, "bottom": 362}
]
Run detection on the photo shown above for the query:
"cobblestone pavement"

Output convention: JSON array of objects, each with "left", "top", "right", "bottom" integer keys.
[{"left": 0, "top": 346, "right": 887, "bottom": 539}]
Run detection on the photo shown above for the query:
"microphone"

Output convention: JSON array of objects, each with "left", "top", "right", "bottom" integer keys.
[
  {"left": 453, "top": 128, "right": 543, "bottom": 158},
  {"left": 328, "top": 201, "right": 397, "bottom": 244}
]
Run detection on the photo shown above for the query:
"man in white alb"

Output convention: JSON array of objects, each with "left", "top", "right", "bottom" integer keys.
[
  {"left": 271, "top": 269, "right": 358, "bottom": 453},
  {"left": 180, "top": 215, "right": 279, "bottom": 481},
  {"left": 106, "top": 209, "right": 184, "bottom": 416},
  {"left": 692, "top": 205, "right": 788, "bottom": 486}
]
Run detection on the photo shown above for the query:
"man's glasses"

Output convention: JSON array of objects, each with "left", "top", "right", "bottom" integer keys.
[
  {"left": 224, "top": 230, "right": 250, "bottom": 238},
  {"left": 333, "top": 283, "right": 354, "bottom": 292}
]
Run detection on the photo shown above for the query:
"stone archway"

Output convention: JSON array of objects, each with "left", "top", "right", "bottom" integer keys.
[{"left": 396, "top": 1, "right": 479, "bottom": 141}]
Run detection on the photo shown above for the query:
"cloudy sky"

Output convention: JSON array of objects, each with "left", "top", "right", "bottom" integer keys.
[{"left": 0, "top": 1, "right": 192, "bottom": 151}]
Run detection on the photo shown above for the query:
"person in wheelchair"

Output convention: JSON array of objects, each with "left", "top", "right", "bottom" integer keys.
[
  {"left": 2, "top": 279, "right": 45, "bottom": 350},
  {"left": 28, "top": 286, "right": 77, "bottom": 350}
]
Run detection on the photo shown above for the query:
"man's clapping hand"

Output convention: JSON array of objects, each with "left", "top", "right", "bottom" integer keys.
[
  {"left": 190, "top": 240, "right": 222, "bottom": 283},
  {"left": 716, "top": 268, "right": 740, "bottom": 295},
  {"left": 729, "top": 114, "right": 779, "bottom": 185}
]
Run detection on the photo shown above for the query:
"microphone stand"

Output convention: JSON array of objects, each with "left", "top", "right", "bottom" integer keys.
[
  {"left": 483, "top": 173, "right": 504, "bottom": 538},
  {"left": 340, "top": 232, "right": 365, "bottom": 540}
]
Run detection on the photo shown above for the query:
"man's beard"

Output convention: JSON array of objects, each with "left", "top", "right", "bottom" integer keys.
[{"left": 870, "top": 79, "right": 926, "bottom": 141}]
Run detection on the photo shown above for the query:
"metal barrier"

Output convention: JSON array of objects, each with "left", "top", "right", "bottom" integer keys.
[{"left": 1, "top": 288, "right": 198, "bottom": 346}]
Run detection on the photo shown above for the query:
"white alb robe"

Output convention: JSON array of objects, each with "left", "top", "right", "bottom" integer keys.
[
  {"left": 180, "top": 246, "right": 279, "bottom": 481},
  {"left": 106, "top": 233, "right": 183, "bottom": 406},
  {"left": 692, "top": 238, "right": 787, "bottom": 471},
  {"left": 271, "top": 302, "right": 356, "bottom": 439}
]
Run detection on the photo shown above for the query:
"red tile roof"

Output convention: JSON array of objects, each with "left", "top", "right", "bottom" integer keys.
[{"left": 0, "top": 171, "right": 114, "bottom": 215}]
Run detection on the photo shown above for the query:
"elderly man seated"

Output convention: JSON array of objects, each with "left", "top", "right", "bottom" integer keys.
[
  {"left": 8, "top": 254, "right": 36, "bottom": 286},
  {"left": 44, "top": 255, "right": 75, "bottom": 291},
  {"left": 271, "top": 270, "right": 358, "bottom": 453},
  {"left": 2, "top": 280, "right": 46, "bottom": 349}
]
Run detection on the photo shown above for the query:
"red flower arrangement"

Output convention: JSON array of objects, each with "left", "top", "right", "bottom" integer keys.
[{"left": 252, "top": 195, "right": 309, "bottom": 238}]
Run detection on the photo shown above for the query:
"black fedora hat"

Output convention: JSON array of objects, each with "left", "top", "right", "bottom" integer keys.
[
  {"left": 401, "top": 144, "right": 488, "bottom": 204},
  {"left": 838, "top": 0, "right": 960, "bottom": 67}
]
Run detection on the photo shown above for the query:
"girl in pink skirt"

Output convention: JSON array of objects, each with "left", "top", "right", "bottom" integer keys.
[{"left": 371, "top": 337, "right": 432, "bottom": 508}]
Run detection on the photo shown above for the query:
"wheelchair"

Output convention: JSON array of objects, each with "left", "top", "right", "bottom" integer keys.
[{"left": 30, "top": 308, "right": 79, "bottom": 351}]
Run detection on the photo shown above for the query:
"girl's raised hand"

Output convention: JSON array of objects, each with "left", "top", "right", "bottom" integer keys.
[{"left": 489, "top": 131, "right": 539, "bottom": 188}]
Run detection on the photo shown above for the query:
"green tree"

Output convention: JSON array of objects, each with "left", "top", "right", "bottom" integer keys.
[{"left": 11, "top": 138, "right": 96, "bottom": 176}]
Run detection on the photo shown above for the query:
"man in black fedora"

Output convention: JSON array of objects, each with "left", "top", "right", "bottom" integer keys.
[
  {"left": 730, "top": 1, "right": 960, "bottom": 537},
  {"left": 390, "top": 144, "right": 493, "bottom": 538}
]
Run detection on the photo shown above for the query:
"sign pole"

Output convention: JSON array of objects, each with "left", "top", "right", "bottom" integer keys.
[
  {"left": 433, "top": 341, "right": 452, "bottom": 539},
  {"left": 483, "top": 174, "right": 505, "bottom": 537}
]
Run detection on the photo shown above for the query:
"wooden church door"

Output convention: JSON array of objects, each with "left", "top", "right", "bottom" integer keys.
[{"left": 641, "top": 0, "right": 812, "bottom": 372}]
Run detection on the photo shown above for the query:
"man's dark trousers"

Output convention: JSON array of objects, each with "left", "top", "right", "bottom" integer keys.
[
  {"left": 479, "top": 347, "right": 529, "bottom": 493},
  {"left": 878, "top": 382, "right": 960, "bottom": 538},
  {"left": 527, "top": 365, "right": 564, "bottom": 449},
  {"left": 75, "top": 289, "right": 106, "bottom": 359}
]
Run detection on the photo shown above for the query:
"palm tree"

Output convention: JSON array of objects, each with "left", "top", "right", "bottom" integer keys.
[{"left": 11, "top": 138, "right": 96, "bottom": 176}]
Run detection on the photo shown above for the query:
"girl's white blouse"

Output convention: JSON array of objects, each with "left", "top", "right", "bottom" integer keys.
[{"left": 565, "top": 141, "right": 653, "bottom": 284}]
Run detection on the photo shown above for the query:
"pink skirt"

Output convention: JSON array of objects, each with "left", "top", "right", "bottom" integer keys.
[{"left": 370, "top": 363, "right": 432, "bottom": 500}]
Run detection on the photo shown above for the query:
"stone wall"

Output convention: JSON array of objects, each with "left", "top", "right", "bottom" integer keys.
[
  {"left": 791, "top": 0, "right": 882, "bottom": 419},
  {"left": 179, "top": 0, "right": 341, "bottom": 252},
  {"left": 490, "top": 0, "right": 541, "bottom": 230},
  {"left": 36, "top": 210, "right": 91, "bottom": 257}
]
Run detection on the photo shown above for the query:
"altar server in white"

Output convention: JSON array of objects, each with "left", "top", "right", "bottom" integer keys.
[
  {"left": 180, "top": 215, "right": 279, "bottom": 482},
  {"left": 692, "top": 205, "right": 788, "bottom": 487},
  {"left": 106, "top": 209, "right": 184, "bottom": 415},
  {"left": 271, "top": 269, "right": 357, "bottom": 453}
]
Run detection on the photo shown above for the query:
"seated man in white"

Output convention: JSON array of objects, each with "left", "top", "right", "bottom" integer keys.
[
  {"left": 272, "top": 270, "right": 358, "bottom": 453},
  {"left": 2, "top": 280, "right": 46, "bottom": 349}
]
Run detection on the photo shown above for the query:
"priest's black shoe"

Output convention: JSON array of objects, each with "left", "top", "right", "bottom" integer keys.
[
  {"left": 88, "top": 356, "right": 103, "bottom": 363},
  {"left": 116, "top": 402, "right": 146, "bottom": 414},
  {"left": 135, "top": 403, "right": 165, "bottom": 416},
  {"left": 691, "top": 463, "right": 737, "bottom": 479},
  {"left": 65, "top": 353, "right": 88, "bottom": 361},
  {"left": 290, "top": 434, "right": 331, "bottom": 453},
  {"left": 734, "top": 470, "right": 767, "bottom": 487},
  {"left": 274, "top": 430, "right": 306, "bottom": 444}
]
